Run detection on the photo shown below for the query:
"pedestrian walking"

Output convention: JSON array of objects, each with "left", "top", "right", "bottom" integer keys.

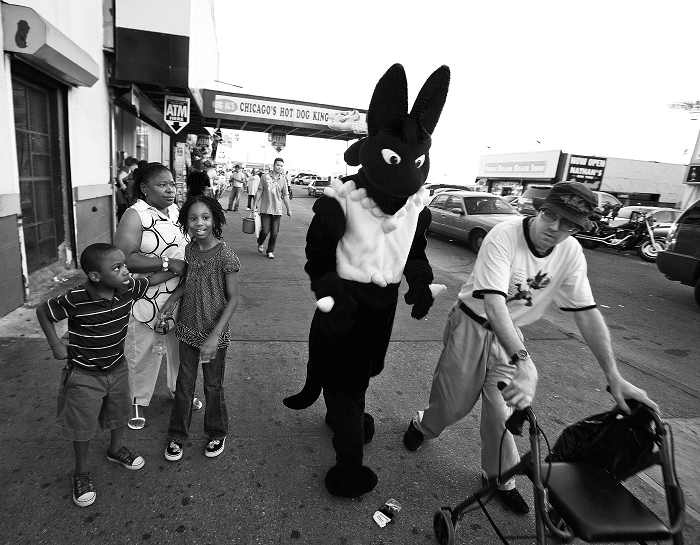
[
  {"left": 246, "top": 168, "right": 260, "bottom": 211},
  {"left": 402, "top": 182, "right": 659, "bottom": 514},
  {"left": 253, "top": 158, "right": 292, "bottom": 259},
  {"left": 227, "top": 164, "right": 245, "bottom": 211},
  {"left": 35, "top": 243, "right": 170, "bottom": 507},
  {"left": 161, "top": 195, "right": 241, "bottom": 462}
]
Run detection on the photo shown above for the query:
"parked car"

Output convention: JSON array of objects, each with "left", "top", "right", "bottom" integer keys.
[
  {"left": 427, "top": 190, "right": 521, "bottom": 253},
  {"left": 503, "top": 195, "right": 520, "bottom": 205},
  {"left": 293, "top": 174, "right": 322, "bottom": 185},
  {"left": 656, "top": 198, "right": 700, "bottom": 307},
  {"left": 307, "top": 178, "right": 332, "bottom": 197},
  {"left": 516, "top": 185, "right": 553, "bottom": 215},
  {"left": 423, "top": 183, "right": 473, "bottom": 196}
]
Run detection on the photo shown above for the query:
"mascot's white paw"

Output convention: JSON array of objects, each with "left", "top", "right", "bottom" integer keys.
[
  {"left": 316, "top": 296, "right": 335, "bottom": 313},
  {"left": 429, "top": 284, "right": 447, "bottom": 298}
]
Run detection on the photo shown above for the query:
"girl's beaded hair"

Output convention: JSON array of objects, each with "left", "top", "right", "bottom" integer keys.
[{"left": 178, "top": 195, "right": 226, "bottom": 239}]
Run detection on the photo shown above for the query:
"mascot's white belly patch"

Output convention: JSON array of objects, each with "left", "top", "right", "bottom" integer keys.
[{"left": 329, "top": 180, "right": 427, "bottom": 287}]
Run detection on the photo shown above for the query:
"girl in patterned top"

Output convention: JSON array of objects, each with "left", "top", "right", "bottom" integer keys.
[{"left": 159, "top": 195, "right": 241, "bottom": 461}]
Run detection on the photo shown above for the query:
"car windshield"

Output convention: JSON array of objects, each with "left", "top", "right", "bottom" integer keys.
[{"left": 464, "top": 196, "right": 518, "bottom": 215}]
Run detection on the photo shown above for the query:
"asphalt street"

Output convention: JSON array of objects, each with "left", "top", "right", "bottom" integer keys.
[{"left": 0, "top": 191, "right": 697, "bottom": 545}]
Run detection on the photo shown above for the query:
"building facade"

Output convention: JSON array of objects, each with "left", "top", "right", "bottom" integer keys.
[
  {"left": 476, "top": 150, "right": 687, "bottom": 208},
  {"left": 0, "top": 0, "right": 217, "bottom": 318}
]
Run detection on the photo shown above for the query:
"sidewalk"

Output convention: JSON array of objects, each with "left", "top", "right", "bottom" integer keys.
[{"left": 0, "top": 195, "right": 697, "bottom": 544}]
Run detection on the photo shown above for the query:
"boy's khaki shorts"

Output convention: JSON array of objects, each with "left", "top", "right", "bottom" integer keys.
[{"left": 56, "top": 363, "right": 131, "bottom": 441}]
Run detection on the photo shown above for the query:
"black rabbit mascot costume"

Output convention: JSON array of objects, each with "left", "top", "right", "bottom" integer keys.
[{"left": 284, "top": 64, "right": 450, "bottom": 498}]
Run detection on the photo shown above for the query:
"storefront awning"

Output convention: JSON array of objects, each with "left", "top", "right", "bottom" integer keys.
[{"left": 1, "top": 3, "right": 99, "bottom": 87}]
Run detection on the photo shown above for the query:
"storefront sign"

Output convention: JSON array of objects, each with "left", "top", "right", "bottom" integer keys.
[
  {"left": 203, "top": 91, "right": 367, "bottom": 134},
  {"left": 164, "top": 95, "right": 190, "bottom": 134},
  {"left": 271, "top": 133, "right": 286, "bottom": 152},
  {"left": 484, "top": 161, "right": 547, "bottom": 175},
  {"left": 567, "top": 154, "right": 606, "bottom": 189},
  {"left": 478, "top": 150, "right": 562, "bottom": 179}
]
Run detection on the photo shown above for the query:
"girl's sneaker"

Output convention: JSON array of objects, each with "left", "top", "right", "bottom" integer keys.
[
  {"left": 205, "top": 437, "right": 226, "bottom": 458},
  {"left": 73, "top": 472, "right": 96, "bottom": 507},
  {"left": 107, "top": 446, "right": 145, "bottom": 470},
  {"left": 165, "top": 441, "right": 183, "bottom": 461}
]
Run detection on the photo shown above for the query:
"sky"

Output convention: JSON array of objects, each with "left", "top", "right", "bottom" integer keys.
[{"left": 212, "top": 0, "right": 700, "bottom": 183}]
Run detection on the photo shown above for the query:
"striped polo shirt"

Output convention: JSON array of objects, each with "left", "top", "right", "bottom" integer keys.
[{"left": 45, "top": 277, "right": 149, "bottom": 373}]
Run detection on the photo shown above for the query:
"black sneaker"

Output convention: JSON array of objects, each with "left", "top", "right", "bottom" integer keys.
[
  {"left": 107, "top": 446, "right": 145, "bottom": 470},
  {"left": 496, "top": 487, "right": 530, "bottom": 515},
  {"left": 73, "top": 472, "right": 96, "bottom": 507},
  {"left": 403, "top": 420, "right": 424, "bottom": 451},
  {"left": 165, "top": 441, "right": 183, "bottom": 462},
  {"left": 205, "top": 437, "right": 226, "bottom": 458}
]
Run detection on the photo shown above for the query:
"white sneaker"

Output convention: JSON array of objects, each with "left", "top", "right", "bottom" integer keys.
[
  {"left": 205, "top": 437, "right": 226, "bottom": 458},
  {"left": 257, "top": 245, "right": 264, "bottom": 253},
  {"left": 267, "top": 252, "right": 274, "bottom": 259},
  {"left": 192, "top": 397, "right": 203, "bottom": 410}
]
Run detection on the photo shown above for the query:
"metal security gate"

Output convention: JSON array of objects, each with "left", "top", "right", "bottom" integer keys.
[{"left": 12, "top": 76, "right": 65, "bottom": 273}]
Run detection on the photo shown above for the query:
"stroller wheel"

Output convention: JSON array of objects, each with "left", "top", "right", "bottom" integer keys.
[
  {"left": 548, "top": 507, "right": 575, "bottom": 543},
  {"left": 433, "top": 508, "right": 455, "bottom": 545}
]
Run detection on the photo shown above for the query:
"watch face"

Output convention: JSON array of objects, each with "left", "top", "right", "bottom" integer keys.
[{"left": 517, "top": 349, "right": 528, "bottom": 360}]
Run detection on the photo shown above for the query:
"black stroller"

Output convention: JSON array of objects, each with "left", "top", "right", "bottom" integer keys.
[{"left": 433, "top": 392, "right": 685, "bottom": 544}]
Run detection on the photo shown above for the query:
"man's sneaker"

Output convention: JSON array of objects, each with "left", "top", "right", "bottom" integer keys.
[
  {"left": 257, "top": 245, "right": 264, "bottom": 253},
  {"left": 165, "top": 441, "right": 183, "bottom": 462},
  {"left": 403, "top": 420, "right": 424, "bottom": 451},
  {"left": 246, "top": 207, "right": 251, "bottom": 211},
  {"left": 496, "top": 488, "right": 530, "bottom": 515},
  {"left": 205, "top": 437, "right": 226, "bottom": 458},
  {"left": 107, "top": 446, "right": 145, "bottom": 470},
  {"left": 267, "top": 252, "right": 274, "bottom": 259},
  {"left": 72, "top": 472, "right": 96, "bottom": 507},
  {"left": 192, "top": 397, "right": 203, "bottom": 410}
]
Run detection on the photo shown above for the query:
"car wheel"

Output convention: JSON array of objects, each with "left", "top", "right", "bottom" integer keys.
[{"left": 470, "top": 230, "right": 486, "bottom": 254}]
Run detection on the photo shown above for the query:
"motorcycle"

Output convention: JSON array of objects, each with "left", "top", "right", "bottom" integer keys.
[{"left": 574, "top": 212, "right": 665, "bottom": 262}]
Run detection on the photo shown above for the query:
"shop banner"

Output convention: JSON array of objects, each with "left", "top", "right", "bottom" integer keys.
[{"left": 567, "top": 155, "right": 606, "bottom": 190}]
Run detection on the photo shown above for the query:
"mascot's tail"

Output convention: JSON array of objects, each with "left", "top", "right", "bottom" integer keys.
[{"left": 283, "top": 359, "right": 321, "bottom": 409}]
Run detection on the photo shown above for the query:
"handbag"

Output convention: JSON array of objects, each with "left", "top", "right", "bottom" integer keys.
[
  {"left": 546, "top": 399, "right": 657, "bottom": 479},
  {"left": 242, "top": 212, "right": 255, "bottom": 234}
]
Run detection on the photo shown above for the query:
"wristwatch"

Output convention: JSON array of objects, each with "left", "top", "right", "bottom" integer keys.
[
  {"left": 511, "top": 349, "right": 529, "bottom": 364},
  {"left": 161, "top": 256, "right": 169, "bottom": 272}
]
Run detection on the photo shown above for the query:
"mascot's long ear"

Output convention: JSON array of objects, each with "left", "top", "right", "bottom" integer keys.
[
  {"left": 344, "top": 138, "right": 364, "bottom": 166},
  {"left": 409, "top": 65, "right": 450, "bottom": 135},
  {"left": 367, "top": 63, "right": 408, "bottom": 136}
]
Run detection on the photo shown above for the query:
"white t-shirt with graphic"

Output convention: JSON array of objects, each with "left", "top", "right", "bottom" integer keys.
[{"left": 458, "top": 217, "right": 595, "bottom": 327}]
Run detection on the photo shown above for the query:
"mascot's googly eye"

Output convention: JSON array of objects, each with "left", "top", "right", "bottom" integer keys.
[
  {"left": 415, "top": 155, "right": 425, "bottom": 168},
  {"left": 381, "top": 149, "right": 401, "bottom": 165}
]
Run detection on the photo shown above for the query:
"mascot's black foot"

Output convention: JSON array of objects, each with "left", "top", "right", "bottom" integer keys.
[
  {"left": 324, "top": 412, "right": 375, "bottom": 444},
  {"left": 325, "top": 465, "right": 378, "bottom": 498},
  {"left": 283, "top": 383, "right": 321, "bottom": 410}
]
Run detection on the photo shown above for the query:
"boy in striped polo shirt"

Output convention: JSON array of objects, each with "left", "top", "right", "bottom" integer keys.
[{"left": 37, "top": 243, "right": 168, "bottom": 508}]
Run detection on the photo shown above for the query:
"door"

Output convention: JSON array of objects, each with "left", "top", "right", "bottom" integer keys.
[
  {"left": 443, "top": 195, "right": 467, "bottom": 240},
  {"left": 13, "top": 76, "right": 65, "bottom": 273}
]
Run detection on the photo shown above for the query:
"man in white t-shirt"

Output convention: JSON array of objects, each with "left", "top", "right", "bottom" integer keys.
[{"left": 403, "top": 182, "right": 659, "bottom": 515}]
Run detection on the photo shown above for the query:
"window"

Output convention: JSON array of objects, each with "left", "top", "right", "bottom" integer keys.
[
  {"left": 445, "top": 196, "right": 463, "bottom": 213},
  {"left": 430, "top": 195, "right": 449, "bottom": 210}
]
